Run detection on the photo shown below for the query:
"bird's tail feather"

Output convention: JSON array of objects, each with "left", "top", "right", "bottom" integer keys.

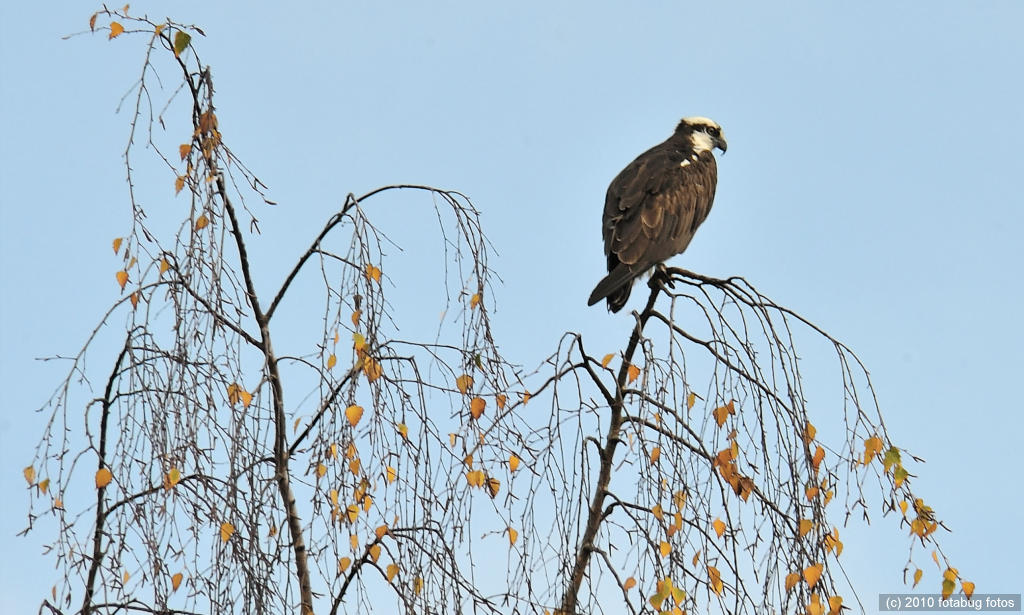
[
  {"left": 587, "top": 266, "right": 637, "bottom": 312},
  {"left": 606, "top": 284, "right": 632, "bottom": 313}
]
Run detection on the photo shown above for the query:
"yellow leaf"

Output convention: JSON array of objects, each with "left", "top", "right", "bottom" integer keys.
[
  {"left": 154, "top": 24, "right": 164, "bottom": 35},
  {"left": 601, "top": 353, "right": 614, "bottom": 368},
  {"left": 397, "top": 423, "right": 409, "bottom": 440},
  {"left": 470, "top": 292, "right": 482, "bottom": 309},
  {"left": 194, "top": 214, "right": 209, "bottom": 231},
  {"left": 327, "top": 354, "right": 337, "bottom": 370},
  {"left": 912, "top": 568, "right": 923, "bottom": 588},
  {"left": 812, "top": 445, "right": 825, "bottom": 470},
  {"left": 112, "top": 237, "right": 123, "bottom": 254},
  {"left": 386, "top": 466, "right": 397, "bottom": 483},
  {"left": 220, "top": 522, "right": 234, "bottom": 542},
  {"left": 362, "top": 494, "right": 373, "bottom": 512},
  {"left": 89, "top": 13, "right": 98, "bottom": 31},
  {"left": 708, "top": 565, "right": 723, "bottom": 595},
  {"left": 449, "top": 432, "right": 457, "bottom": 447},
  {"left": 349, "top": 458, "right": 361, "bottom": 476},
  {"left": 353, "top": 332, "right": 366, "bottom": 352},
  {"left": 804, "top": 563, "right": 823, "bottom": 589},
  {"left": 171, "top": 572, "right": 183, "bottom": 591},
  {"left": 414, "top": 577, "right": 424, "bottom": 595},
  {"left": 386, "top": 563, "right": 399, "bottom": 582},
  {"left": 198, "top": 111, "right": 217, "bottom": 135},
  {"left": 166, "top": 467, "right": 181, "bottom": 490},
  {"left": 293, "top": 417, "right": 302, "bottom": 432},
  {"left": 345, "top": 405, "right": 364, "bottom": 427},
  {"left": 23, "top": 466, "right": 35, "bottom": 485},
  {"left": 508, "top": 527, "right": 518, "bottom": 545},
  {"left": 455, "top": 374, "right": 473, "bottom": 394},
  {"left": 713, "top": 401, "right": 735, "bottom": 427},
  {"left": 931, "top": 550, "right": 939, "bottom": 566},
  {"left": 659, "top": 541, "right": 671, "bottom": 558},
  {"left": 496, "top": 393, "right": 507, "bottom": 410},
  {"left": 649, "top": 591, "right": 667, "bottom": 610},
  {"left": 466, "top": 469, "right": 485, "bottom": 487},
  {"left": 650, "top": 447, "right": 661, "bottom": 464},
  {"left": 799, "top": 519, "right": 813, "bottom": 537},
  {"left": 807, "top": 594, "right": 825, "bottom": 615},
  {"left": 159, "top": 258, "right": 170, "bottom": 274},
  {"left": 687, "top": 392, "right": 696, "bottom": 409},
  {"left": 109, "top": 21, "right": 124, "bottom": 39},
  {"left": 806, "top": 486, "right": 819, "bottom": 501},
  {"left": 803, "top": 421, "right": 817, "bottom": 444},
  {"left": 470, "top": 397, "right": 486, "bottom": 420},
  {"left": 369, "top": 544, "right": 381, "bottom": 562},
  {"left": 713, "top": 518, "right": 726, "bottom": 538},
  {"left": 38, "top": 478, "right": 50, "bottom": 494},
  {"left": 53, "top": 497, "right": 63, "bottom": 510},
  {"left": 115, "top": 270, "right": 129, "bottom": 290},
  {"left": 824, "top": 529, "right": 843, "bottom": 557},
  {"left": 363, "top": 357, "right": 382, "bottom": 382},
  {"left": 95, "top": 468, "right": 113, "bottom": 488},
  {"left": 893, "top": 464, "right": 909, "bottom": 487},
  {"left": 785, "top": 571, "right": 800, "bottom": 591},
  {"left": 487, "top": 477, "right": 500, "bottom": 498},
  {"left": 316, "top": 463, "right": 327, "bottom": 478},
  {"left": 179, "top": 143, "right": 191, "bottom": 161},
  {"left": 174, "top": 175, "right": 185, "bottom": 195},
  {"left": 509, "top": 454, "right": 521, "bottom": 472},
  {"left": 692, "top": 550, "right": 701, "bottom": 566},
  {"left": 941, "top": 578, "right": 955, "bottom": 600},
  {"left": 522, "top": 391, "right": 531, "bottom": 404},
  {"left": 345, "top": 504, "right": 359, "bottom": 523},
  {"left": 338, "top": 557, "right": 351, "bottom": 573},
  {"left": 350, "top": 534, "right": 359, "bottom": 550},
  {"left": 173, "top": 30, "right": 191, "bottom": 57},
  {"left": 129, "top": 292, "right": 140, "bottom": 309},
  {"left": 227, "top": 383, "right": 251, "bottom": 407},
  {"left": 364, "top": 264, "right": 382, "bottom": 283},
  {"left": 624, "top": 576, "right": 636, "bottom": 591},
  {"left": 651, "top": 504, "right": 664, "bottom": 521},
  {"left": 670, "top": 582, "right": 685, "bottom": 604},
  {"left": 827, "top": 595, "right": 843, "bottom": 615},
  {"left": 863, "top": 436, "right": 883, "bottom": 465},
  {"left": 627, "top": 364, "right": 640, "bottom": 384},
  {"left": 962, "top": 581, "right": 975, "bottom": 599},
  {"left": 373, "top": 524, "right": 388, "bottom": 539},
  {"left": 122, "top": 571, "right": 130, "bottom": 584}
]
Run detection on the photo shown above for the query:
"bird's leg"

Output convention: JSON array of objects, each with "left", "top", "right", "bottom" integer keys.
[{"left": 649, "top": 263, "right": 676, "bottom": 290}]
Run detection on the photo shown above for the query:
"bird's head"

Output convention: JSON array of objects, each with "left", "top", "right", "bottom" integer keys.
[{"left": 677, "top": 116, "right": 727, "bottom": 154}]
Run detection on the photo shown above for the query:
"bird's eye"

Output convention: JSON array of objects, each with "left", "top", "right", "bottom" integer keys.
[{"left": 706, "top": 126, "right": 720, "bottom": 137}]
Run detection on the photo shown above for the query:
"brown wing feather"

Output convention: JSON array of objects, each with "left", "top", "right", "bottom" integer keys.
[{"left": 603, "top": 146, "right": 717, "bottom": 274}]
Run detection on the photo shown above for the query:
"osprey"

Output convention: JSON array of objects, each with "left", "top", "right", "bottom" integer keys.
[{"left": 587, "top": 117, "right": 727, "bottom": 312}]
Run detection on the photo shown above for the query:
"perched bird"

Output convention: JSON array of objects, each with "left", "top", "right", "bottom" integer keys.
[{"left": 588, "top": 117, "right": 727, "bottom": 312}]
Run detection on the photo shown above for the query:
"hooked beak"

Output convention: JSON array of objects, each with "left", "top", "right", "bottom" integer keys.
[{"left": 715, "top": 135, "right": 728, "bottom": 154}]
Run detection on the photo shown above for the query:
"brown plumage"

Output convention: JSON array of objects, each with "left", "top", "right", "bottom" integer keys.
[{"left": 588, "top": 117, "right": 727, "bottom": 312}]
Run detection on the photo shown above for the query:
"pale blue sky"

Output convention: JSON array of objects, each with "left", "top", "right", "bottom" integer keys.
[{"left": 2, "top": 2, "right": 1022, "bottom": 613}]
